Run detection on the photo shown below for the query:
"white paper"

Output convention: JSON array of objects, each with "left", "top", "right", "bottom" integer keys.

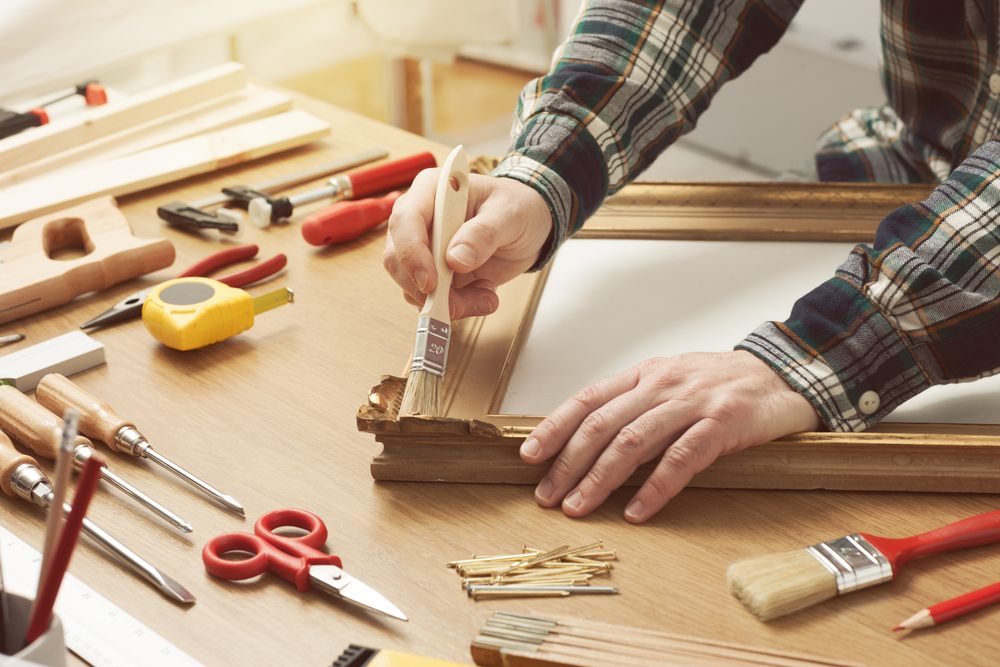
[{"left": 500, "top": 238, "right": 1000, "bottom": 424}]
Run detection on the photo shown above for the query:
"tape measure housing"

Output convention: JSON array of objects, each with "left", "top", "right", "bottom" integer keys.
[{"left": 143, "top": 277, "right": 255, "bottom": 350}]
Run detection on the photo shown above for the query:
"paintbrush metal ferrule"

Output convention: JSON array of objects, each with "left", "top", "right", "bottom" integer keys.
[
  {"left": 409, "top": 315, "right": 450, "bottom": 377},
  {"left": 805, "top": 534, "right": 893, "bottom": 594}
]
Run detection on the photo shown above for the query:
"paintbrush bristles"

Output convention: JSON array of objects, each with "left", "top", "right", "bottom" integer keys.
[
  {"left": 726, "top": 549, "right": 838, "bottom": 621},
  {"left": 399, "top": 368, "right": 441, "bottom": 417}
]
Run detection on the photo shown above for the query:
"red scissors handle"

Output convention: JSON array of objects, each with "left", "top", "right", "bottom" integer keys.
[{"left": 202, "top": 509, "right": 342, "bottom": 591}]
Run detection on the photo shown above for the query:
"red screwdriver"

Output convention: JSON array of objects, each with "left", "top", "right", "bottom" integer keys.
[
  {"left": 248, "top": 151, "right": 435, "bottom": 228},
  {"left": 301, "top": 191, "right": 401, "bottom": 246}
]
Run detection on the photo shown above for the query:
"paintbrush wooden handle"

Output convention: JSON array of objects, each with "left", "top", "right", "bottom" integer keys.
[
  {"left": 420, "top": 145, "right": 469, "bottom": 323},
  {"left": 0, "top": 431, "right": 37, "bottom": 498},
  {"left": 863, "top": 509, "right": 1000, "bottom": 569}
]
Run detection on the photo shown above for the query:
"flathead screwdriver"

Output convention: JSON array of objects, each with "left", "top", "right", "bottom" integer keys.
[
  {"left": 35, "top": 374, "right": 244, "bottom": 515},
  {"left": 0, "top": 431, "right": 195, "bottom": 603},
  {"left": 0, "top": 385, "right": 193, "bottom": 533}
]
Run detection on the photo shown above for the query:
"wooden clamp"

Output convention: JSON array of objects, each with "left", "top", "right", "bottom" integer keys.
[{"left": 0, "top": 196, "right": 175, "bottom": 325}]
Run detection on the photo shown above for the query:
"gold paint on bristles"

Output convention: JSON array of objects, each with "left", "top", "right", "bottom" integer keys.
[
  {"left": 399, "top": 369, "right": 442, "bottom": 417},
  {"left": 726, "top": 549, "right": 839, "bottom": 621},
  {"left": 449, "top": 541, "right": 616, "bottom": 598}
]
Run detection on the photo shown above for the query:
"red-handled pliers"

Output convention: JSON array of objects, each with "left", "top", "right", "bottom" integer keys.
[{"left": 80, "top": 244, "right": 286, "bottom": 329}]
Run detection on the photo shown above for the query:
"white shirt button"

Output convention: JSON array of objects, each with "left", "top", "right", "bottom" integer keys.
[
  {"left": 990, "top": 73, "right": 1000, "bottom": 95},
  {"left": 858, "top": 391, "right": 880, "bottom": 415}
]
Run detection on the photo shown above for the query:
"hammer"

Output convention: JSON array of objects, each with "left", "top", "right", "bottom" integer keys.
[{"left": 156, "top": 148, "right": 390, "bottom": 233}]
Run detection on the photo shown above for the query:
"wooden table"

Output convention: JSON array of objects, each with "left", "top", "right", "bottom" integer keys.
[{"left": 1, "top": 88, "right": 997, "bottom": 667}]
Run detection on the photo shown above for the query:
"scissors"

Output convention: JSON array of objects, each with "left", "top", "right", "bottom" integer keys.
[
  {"left": 80, "top": 244, "right": 287, "bottom": 329},
  {"left": 202, "top": 508, "right": 407, "bottom": 621}
]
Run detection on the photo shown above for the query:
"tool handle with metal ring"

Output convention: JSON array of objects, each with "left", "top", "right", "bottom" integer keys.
[{"left": 34, "top": 374, "right": 135, "bottom": 453}]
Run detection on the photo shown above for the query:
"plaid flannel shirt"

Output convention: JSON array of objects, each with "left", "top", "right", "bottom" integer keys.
[{"left": 491, "top": 0, "right": 1000, "bottom": 431}]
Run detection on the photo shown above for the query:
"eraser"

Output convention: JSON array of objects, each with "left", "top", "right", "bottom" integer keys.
[{"left": 0, "top": 331, "right": 106, "bottom": 391}]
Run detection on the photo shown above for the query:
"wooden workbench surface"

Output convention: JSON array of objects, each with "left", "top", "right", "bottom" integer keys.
[{"left": 1, "top": 88, "right": 997, "bottom": 667}]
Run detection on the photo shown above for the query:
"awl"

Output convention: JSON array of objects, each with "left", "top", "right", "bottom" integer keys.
[
  {"left": 35, "top": 374, "right": 244, "bottom": 515},
  {"left": 0, "top": 384, "right": 193, "bottom": 533}
]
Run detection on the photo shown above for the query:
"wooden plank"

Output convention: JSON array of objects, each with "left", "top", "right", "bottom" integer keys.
[
  {"left": 0, "top": 85, "right": 292, "bottom": 189},
  {"left": 0, "top": 62, "right": 247, "bottom": 173},
  {"left": 0, "top": 109, "right": 331, "bottom": 229}
]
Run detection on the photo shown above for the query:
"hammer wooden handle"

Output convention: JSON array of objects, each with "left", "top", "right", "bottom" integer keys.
[
  {"left": 35, "top": 374, "right": 133, "bottom": 452},
  {"left": 0, "top": 384, "right": 93, "bottom": 459}
]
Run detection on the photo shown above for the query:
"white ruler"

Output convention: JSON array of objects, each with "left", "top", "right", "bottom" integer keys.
[{"left": 1, "top": 527, "right": 204, "bottom": 667}]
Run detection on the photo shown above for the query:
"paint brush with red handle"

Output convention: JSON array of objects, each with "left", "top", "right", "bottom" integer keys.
[{"left": 727, "top": 510, "right": 1000, "bottom": 621}]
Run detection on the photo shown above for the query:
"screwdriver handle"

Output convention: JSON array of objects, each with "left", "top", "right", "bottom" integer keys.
[
  {"left": 348, "top": 152, "right": 436, "bottom": 199},
  {"left": 0, "top": 385, "right": 93, "bottom": 459},
  {"left": 301, "top": 191, "right": 401, "bottom": 246},
  {"left": 35, "top": 374, "right": 134, "bottom": 453},
  {"left": 0, "top": 431, "right": 37, "bottom": 498}
]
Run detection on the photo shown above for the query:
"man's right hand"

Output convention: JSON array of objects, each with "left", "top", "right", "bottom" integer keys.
[{"left": 383, "top": 170, "right": 553, "bottom": 319}]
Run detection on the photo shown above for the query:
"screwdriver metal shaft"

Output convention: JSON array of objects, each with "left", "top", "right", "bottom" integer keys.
[
  {"left": 7, "top": 460, "right": 195, "bottom": 604},
  {"left": 36, "top": 374, "right": 244, "bottom": 515},
  {"left": 0, "top": 385, "right": 193, "bottom": 532}
]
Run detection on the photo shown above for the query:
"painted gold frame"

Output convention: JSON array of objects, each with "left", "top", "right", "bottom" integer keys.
[{"left": 358, "top": 181, "right": 1000, "bottom": 492}]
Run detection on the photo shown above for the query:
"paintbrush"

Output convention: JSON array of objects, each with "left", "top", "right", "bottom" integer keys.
[
  {"left": 398, "top": 145, "right": 469, "bottom": 417},
  {"left": 727, "top": 509, "right": 1000, "bottom": 621}
]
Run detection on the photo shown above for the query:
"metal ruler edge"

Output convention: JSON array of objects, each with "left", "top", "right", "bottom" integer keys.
[{"left": 1, "top": 526, "right": 204, "bottom": 667}]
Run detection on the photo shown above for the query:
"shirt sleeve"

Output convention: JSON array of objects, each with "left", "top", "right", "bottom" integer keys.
[
  {"left": 737, "top": 137, "right": 1000, "bottom": 431},
  {"left": 490, "top": 0, "right": 805, "bottom": 269}
]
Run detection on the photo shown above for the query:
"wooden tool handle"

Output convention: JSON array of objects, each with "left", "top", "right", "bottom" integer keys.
[
  {"left": 0, "top": 384, "right": 93, "bottom": 459},
  {"left": 420, "top": 145, "right": 469, "bottom": 323},
  {"left": 0, "top": 430, "right": 37, "bottom": 498},
  {"left": 35, "top": 374, "right": 132, "bottom": 451}
]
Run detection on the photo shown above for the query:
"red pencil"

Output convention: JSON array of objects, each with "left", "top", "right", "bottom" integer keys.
[
  {"left": 23, "top": 452, "right": 103, "bottom": 645},
  {"left": 893, "top": 581, "right": 1000, "bottom": 631}
]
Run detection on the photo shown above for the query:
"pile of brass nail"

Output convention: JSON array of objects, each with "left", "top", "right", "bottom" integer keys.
[{"left": 447, "top": 541, "right": 618, "bottom": 600}]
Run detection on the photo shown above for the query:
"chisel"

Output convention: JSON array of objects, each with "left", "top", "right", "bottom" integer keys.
[{"left": 0, "top": 431, "right": 194, "bottom": 603}]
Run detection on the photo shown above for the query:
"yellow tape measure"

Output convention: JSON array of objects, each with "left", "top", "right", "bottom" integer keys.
[{"left": 143, "top": 277, "right": 293, "bottom": 351}]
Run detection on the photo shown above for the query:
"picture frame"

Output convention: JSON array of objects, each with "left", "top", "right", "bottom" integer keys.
[{"left": 358, "top": 181, "right": 1000, "bottom": 492}]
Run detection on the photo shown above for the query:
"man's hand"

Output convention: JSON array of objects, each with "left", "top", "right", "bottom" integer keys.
[
  {"left": 384, "top": 170, "right": 553, "bottom": 318},
  {"left": 520, "top": 350, "right": 820, "bottom": 522}
]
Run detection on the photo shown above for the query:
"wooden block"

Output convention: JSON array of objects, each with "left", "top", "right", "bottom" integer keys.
[
  {"left": 0, "top": 196, "right": 175, "bottom": 324},
  {"left": 0, "top": 86, "right": 293, "bottom": 189},
  {"left": 0, "top": 62, "right": 247, "bottom": 173},
  {"left": 0, "top": 109, "right": 332, "bottom": 229},
  {"left": 0, "top": 331, "right": 105, "bottom": 391}
]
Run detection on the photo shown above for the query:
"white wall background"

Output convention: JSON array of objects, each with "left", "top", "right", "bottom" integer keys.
[{"left": 0, "top": 0, "right": 881, "bottom": 175}]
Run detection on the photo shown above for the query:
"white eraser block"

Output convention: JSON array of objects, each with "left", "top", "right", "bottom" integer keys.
[{"left": 0, "top": 330, "right": 106, "bottom": 391}]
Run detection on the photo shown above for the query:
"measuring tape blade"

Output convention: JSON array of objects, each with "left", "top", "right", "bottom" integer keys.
[{"left": 1, "top": 527, "right": 204, "bottom": 667}]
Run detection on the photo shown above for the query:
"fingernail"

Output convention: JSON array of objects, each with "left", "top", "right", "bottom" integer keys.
[
  {"left": 414, "top": 269, "right": 428, "bottom": 293},
  {"left": 564, "top": 490, "right": 583, "bottom": 511},
  {"left": 475, "top": 297, "right": 493, "bottom": 315},
  {"left": 449, "top": 244, "right": 477, "bottom": 267},
  {"left": 449, "top": 299, "right": 456, "bottom": 319},
  {"left": 536, "top": 479, "right": 553, "bottom": 502},
  {"left": 625, "top": 500, "right": 644, "bottom": 520},
  {"left": 520, "top": 437, "right": 540, "bottom": 458}
]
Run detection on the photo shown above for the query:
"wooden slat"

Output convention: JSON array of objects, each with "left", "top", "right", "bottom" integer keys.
[
  {"left": 0, "top": 86, "right": 292, "bottom": 189},
  {"left": 0, "top": 62, "right": 247, "bottom": 173},
  {"left": 0, "top": 109, "right": 331, "bottom": 229}
]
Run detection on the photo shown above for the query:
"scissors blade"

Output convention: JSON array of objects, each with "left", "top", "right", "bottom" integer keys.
[
  {"left": 308, "top": 565, "right": 407, "bottom": 621},
  {"left": 80, "top": 286, "right": 155, "bottom": 328}
]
